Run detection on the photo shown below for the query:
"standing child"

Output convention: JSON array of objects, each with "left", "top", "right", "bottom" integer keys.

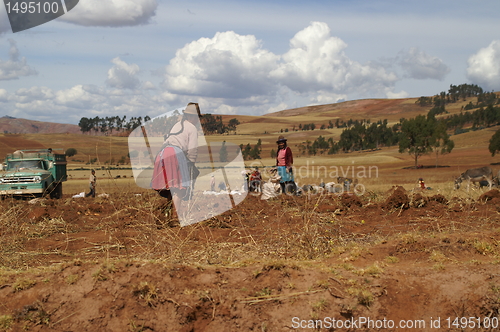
[
  {"left": 210, "top": 175, "right": 216, "bottom": 192},
  {"left": 86, "top": 169, "right": 96, "bottom": 197}
]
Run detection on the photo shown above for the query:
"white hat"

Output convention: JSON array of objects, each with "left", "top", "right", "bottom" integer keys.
[{"left": 183, "top": 102, "right": 201, "bottom": 116}]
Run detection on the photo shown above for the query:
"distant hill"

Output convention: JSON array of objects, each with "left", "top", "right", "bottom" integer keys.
[
  {"left": 0, "top": 95, "right": 498, "bottom": 167},
  {"left": 264, "top": 99, "right": 420, "bottom": 119},
  {"left": 0, "top": 116, "right": 81, "bottom": 134},
  {"left": 0, "top": 93, "right": 492, "bottom": 137}
]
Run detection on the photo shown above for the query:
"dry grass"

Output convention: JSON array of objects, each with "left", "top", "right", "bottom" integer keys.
[
  {"left": 12, "top": 277, "right": 36, "bottom": 292},
  {"left": 0, "top": 315, "right": 13, "bottom": 331},
  {"left": 0, "top": 179, "right": 497, "bottom": 273}
]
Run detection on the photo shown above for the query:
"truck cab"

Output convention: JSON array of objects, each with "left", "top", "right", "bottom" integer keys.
[{"left": 0, "top": 149, "right": 67, "bottom": 199}]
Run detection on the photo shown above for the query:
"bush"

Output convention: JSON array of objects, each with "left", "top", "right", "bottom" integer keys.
[{"left": 65, "top": 148, "right": 78, "bottom": 157}]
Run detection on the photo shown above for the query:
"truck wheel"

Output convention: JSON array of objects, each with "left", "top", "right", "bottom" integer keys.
[
  {"left": 50, "top": 183, "right": 63, "bottom": 199},
  {"left": 41, "top": 183, "right": 49, "bottom": 198}
]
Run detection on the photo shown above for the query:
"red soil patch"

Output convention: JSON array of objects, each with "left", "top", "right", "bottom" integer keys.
[{"left": 1, "top": 189, "right": 500, "bottom": 331}]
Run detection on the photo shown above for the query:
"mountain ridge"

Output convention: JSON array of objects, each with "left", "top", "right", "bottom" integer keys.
[
  {"left": 0, "top": 94, "right": 489, "bottom": 135},
  {"left": 0, "top": 117, "right": 81, "bottom": 134}
]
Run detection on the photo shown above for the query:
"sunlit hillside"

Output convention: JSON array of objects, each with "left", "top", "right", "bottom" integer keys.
[{"left": 1, "top": 93, "right": 499, "bottom": 188}]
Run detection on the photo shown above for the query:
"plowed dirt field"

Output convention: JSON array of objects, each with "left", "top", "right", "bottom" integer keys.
[{"left": 1, "top": 186, "right": 500, "bottom": 331}]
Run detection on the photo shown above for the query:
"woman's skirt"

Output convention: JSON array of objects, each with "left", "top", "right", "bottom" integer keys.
[
  {"left": 151, "top": 146, "right": 190, "bottom": 190},
  {"left": 277, "top": 166, "right": 294, "bottom": 183}
]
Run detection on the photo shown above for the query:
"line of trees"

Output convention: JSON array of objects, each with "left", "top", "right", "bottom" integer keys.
[
  {"left": 299, "top": 113, "right": 454, "bottom": 168},
  {"left": 78, "top": 116, "right": 151, "bottom": 135},
  {"left": 337, "top": 120, "right": 399, "bottom": 152},
  {"left": 442, "top": 104, "right": 500, "bottom": 133},
  {"left": 463, "top": 91, "right": 499, "bottom": 110},
  {"left": 415, "top": 83, "right": 490, "bottom": 107},
  {"left": 201, "top": 114, "right": 240, "bottom": 135},
  {"left": 297, "top": 120, "right": 399, "bottom": 156},
  {"left": 297, "top": 136, "right": 336, "bottom": 156},
  {"left": 282, "top": 119, "right": 379, "bottom": 133},
  {"left": 240, "top": 139, "right": 261, "bottom": 160},
  {"left": 78, "top": 113, "right": 241, "bottom": 136}
]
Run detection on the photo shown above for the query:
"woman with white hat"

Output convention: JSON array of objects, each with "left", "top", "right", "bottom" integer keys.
[{"left": 151, "top": 102, "right": 202, "bottom": 208}]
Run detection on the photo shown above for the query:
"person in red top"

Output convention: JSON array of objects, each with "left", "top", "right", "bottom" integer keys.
[
  {"left": 249, "top": 167, "right": 262, "bottom": 192},
  {"left": 276, "top": 135, "right": 295, "bottom": 194},
  {"left": 419, "top": 178, "right": 426, "bottom": 190}
]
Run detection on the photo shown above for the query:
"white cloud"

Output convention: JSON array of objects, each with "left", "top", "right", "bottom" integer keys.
[
  {"left": 61, "top": 0, "right": 158, "bottom": 27},
  {"left": 106, "top": 57, "right": 141, "bottom": 89},
  {"left": 398, "top": 47, "right": 450, "bottom": 80},
  {"left": 162, "top": 22, "right": 400, "bottom": 111},
  {"left": 8, "top": 82, "right": 164, "bottom": 123},
  {"left": 265, "top": 102, "right": 291, "bottom": 114},
  {"left": 55, "top": 85, "right": 106, "bottom": 109},
  {"left": 310, "top": 93, "right": 348, "bottom": 105},
  {"left": 0, "top": 88, "right": 9, "bottom": 102},
  {"left": 386, "top": 90, "right": 409, "bottom": 99},
  {"left": 16, "top": 86, "right": 54, "bottom": 102},
  {"left": 0, "top": 39, "right": 37, "bottom": 80},
  {"left": 142, "top": 81, "right": 156, "bottom": 90},
  {"left": 162, "top": 31, "right": 279, "bottom": 101},
  {"left": 10, "top": 85, "right": 101, "bottom": 120},
  {"left": 271, "top": 22, "right": 349, "bottom": 92},
  {"left": 467, "top": 40, "right": 500, "bottom": 91},
  {"left": 0, "top": 20, "right": 462, "bottom": 123},
  {"left": 270, "top": 22, "right": 399, "bottom": 97}
]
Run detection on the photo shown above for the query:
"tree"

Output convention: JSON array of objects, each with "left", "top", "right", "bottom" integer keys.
[
  {"left": 78, "top": 117, "right": 92, "bottom": 134},
  {"left": 270, "top": 149, "right": 276, "bottom": 158},
  {"left": 431, "top": 121, "right": 454, "bottom": 167},
  {"left": 488, "top": 129, "right": 500, "bottom": 156},
  {"left": 228, "top": 118, "right": 240, "bottom": 133},
  {"left": 201, "top": 114, "right": 226, "bottom": 134},
  {"left": 250, "top": 145, "right": 261, "bottom": 159},
  {"left": 65, "top": 148, "right": 78, "bottom": 157},
  {"left": 312, "top": 136, "right": 329, "bottom": 154},
  {"left": 398, "top": 115, "right": 436, "bottom": 168}
]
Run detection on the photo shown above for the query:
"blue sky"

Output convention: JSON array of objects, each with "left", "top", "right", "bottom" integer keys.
[{"left": 1, "top": 0, "right": 500, "bottom": 124}]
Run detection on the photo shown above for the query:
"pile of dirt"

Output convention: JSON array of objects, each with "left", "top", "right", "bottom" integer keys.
[
  {"left": 479, "top": 188, "right": 500, "bottom": 204},
  {"left": 382, "top": 186, "right": 410, "bottom": 210},
  {"left": 340, "top": 192, "right": 363, "bottom": 208}
]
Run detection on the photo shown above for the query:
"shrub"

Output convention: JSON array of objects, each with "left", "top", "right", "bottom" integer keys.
[{"left": 65, "top": 148, "right": 78, "bottom": 157}]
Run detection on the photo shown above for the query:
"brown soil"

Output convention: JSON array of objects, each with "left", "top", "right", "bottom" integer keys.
[{"left": 1, "top": 188, "right": 500, "bottom": 331}]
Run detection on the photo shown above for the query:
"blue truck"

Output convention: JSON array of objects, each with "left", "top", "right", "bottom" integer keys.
[{"left": 0, "top": 149, "right": 67, "bottom": 199}]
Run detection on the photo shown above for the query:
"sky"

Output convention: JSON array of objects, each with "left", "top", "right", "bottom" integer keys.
[{"left": 0, "top": 0, "right": 500, "bottom": 125}]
